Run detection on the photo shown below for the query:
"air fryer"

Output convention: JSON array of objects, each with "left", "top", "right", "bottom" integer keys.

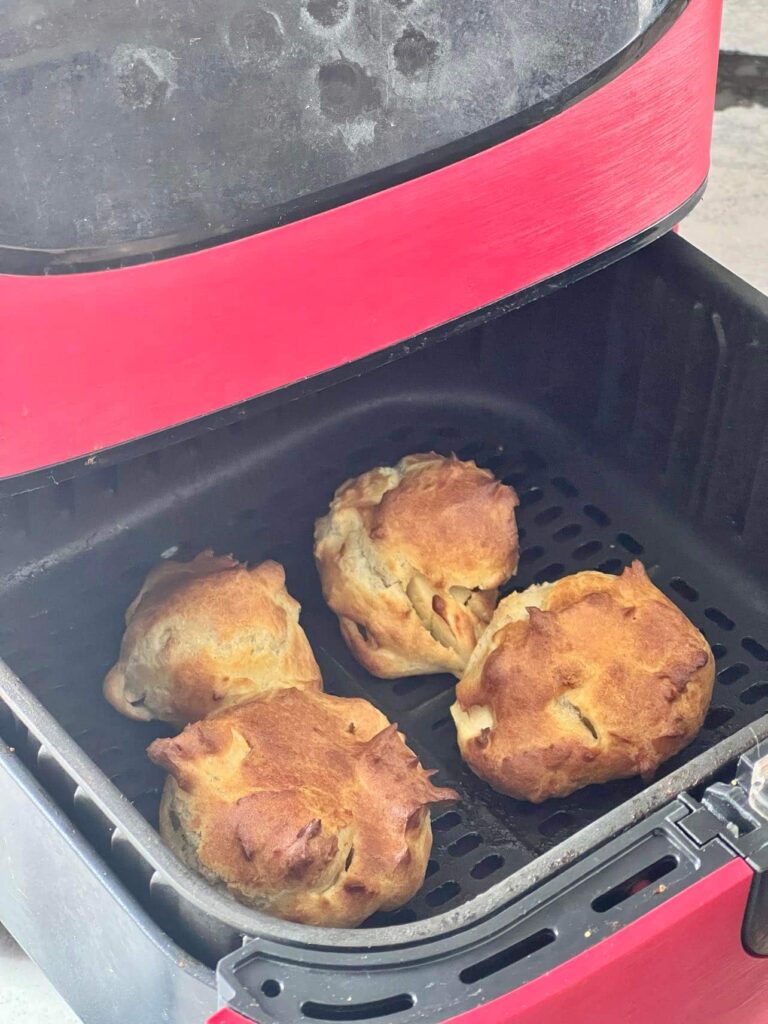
[{"left": 5, "top": 3, "right": 768, "bottom": 1024}]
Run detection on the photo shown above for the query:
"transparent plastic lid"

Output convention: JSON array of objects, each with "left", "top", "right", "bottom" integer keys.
[{"left": 0, "top": 0, "right": 673, "bottom": 266}]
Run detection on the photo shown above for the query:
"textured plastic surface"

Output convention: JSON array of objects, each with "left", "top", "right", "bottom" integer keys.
[
  {"left": 1, "top": 235, "right": 768, "bottom": 969},
  {"left": 0, "top": 0, "right": 670, "bottom": 259}
]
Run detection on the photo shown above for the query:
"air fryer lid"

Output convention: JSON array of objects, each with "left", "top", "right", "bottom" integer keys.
[{"left": 0, "top": 0, "right": 670, "bottom": 260}]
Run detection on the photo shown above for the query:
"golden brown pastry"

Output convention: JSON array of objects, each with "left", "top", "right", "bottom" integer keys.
[
  {"left": 451, "top": 562, "right": 714, "bottom": 802},
  {"left": 104, "top": 552, "right": 321, "bottom": 725},
  {"left": 147, "top": 688, "right": 456, "bottom": 926},
  {"left": 314, "top": 453, "right": 519, "bottom": 678}
]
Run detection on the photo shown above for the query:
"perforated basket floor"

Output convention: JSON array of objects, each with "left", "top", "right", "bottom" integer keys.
[{"left": 1, "top": 385, "right": 766, "bottom": 941}]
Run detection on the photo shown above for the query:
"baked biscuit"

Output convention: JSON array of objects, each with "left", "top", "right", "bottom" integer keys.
[
  {"left": 104, "top": 552, "right": 321, "bottom": 725},
  {"left": 314, "top": 453, "right": 519, "bottom": 678},
  {"left": 148, "top": 688, "right": 456, "bottom": 926},
  {"left": 451, "top": 562, "right": 714, "bottom": 802}
]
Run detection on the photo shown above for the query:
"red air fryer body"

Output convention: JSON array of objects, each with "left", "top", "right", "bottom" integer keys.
[
  {"left": 5, "top": 3, "right": 768, "bottom": 1024},
  {"left": 1, "top": 0, "right": 720, "bottom": 482}
]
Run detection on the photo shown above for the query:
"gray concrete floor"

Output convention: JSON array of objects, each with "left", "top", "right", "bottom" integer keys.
[
  {"left": 0, "top": 926, "right": 81, "bottom": 1023},
  {"left": 679, "top": 0, "right": 768, "bottom": 292},
  {"left": 1, "top": 2, "right": 766, "bottom": 1023},
  {"left": 720, "top": 0, "right": 768, "bottom": 54},
  {"left": 680, "top": 103, "right": 768, "bottom": 295}
]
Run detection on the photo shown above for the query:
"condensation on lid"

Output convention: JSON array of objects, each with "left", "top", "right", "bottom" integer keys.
[{"left": 0, "top": 0, "right": 671, "bottom": 256}]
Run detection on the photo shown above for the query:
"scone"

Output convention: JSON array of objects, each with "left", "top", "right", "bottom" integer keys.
[
  {"left": 147, "top": 688, "right": 456, "bottom": 926},
  {"left": 451, "top": 562, "right": 714, "bottom": 802},
  {"left": 104, "top": 552, "right": 321, "bottom": 725},
  {"left": 314, "top": 453, "right": 519, "bottom": 678}
]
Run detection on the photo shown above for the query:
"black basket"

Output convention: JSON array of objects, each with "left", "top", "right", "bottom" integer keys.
[{"left": 1, "top": 233, "right": 768, "bottom": 975}]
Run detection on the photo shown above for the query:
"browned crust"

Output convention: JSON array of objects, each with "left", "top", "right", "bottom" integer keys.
[
  {"left": 314, "top": 453, "right": 519, "bottom": 679},
  {"left": 452, "top": 562, "right": 715, "bottom": 802},
  {"left": 103, "top": 551, "right": 322, "bottom": 725},
  {"left": 148, "top": 688, "right": 457, "bottom": 926}
]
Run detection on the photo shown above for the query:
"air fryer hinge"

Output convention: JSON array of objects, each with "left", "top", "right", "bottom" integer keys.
[{"left": 679, "top": 748, "right": 768, "bottom": 956}]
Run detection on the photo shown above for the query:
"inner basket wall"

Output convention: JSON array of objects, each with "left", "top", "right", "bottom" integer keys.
[{"left": 0, "top": 234, "right": 767, "bottom": 941}]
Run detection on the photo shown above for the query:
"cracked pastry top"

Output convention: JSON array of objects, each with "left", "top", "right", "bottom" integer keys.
[
  {"left": 451, "top": 562, "right": 715, "bottom": 802},
  {"left": 147, "top": 687, "right": 457, "bottom": 927},
  {"left": 314, "top": 452, "right": 519, "bottom": 678},
  {"left": 104, "top": 551, "right": 322, "bottom": 725}
]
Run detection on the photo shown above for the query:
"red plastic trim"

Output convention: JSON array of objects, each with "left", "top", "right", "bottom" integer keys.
[
  {"left": 0, "top": 0, "right": 722, "bottom": 479},
  {"left": 207, "top": 1011, "right": 255, "bottom": 1024},
  {"left": 444, "top": 858, "right": 765, "bottom": 1024}
]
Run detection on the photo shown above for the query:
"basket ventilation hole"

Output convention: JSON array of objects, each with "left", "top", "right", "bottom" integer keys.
[
  {"left": 432, "top": 811, "right": 461, "bottom": 832},
  {"left": 533, "top": 563, "right": 565, "bottom": 585},
  {"left": 503, "top": 470, "right": 526, "bottom": 487},
  {"left": 471, "top": 854, "right": 504, "bottom": 880},
  {"left": 705, "top": 608, "right": 735, "bottom": 631},
  {"left": 572, "top": 540, "right": 603, "bottom": 561},
  {"left": 301, "top": 994, "right": 415, "bottom": 1021},
  {"left": 425, "top": 858, "right": 439, "bottom": 878},
  {"left": 534, "top": 505, "right": 563, "bottom": 526},
  {"left": 583, "top": 504, "right": 611, "bottom": 526},
  {"left": 597, "top": 558, "right": 624, "bottom": 575},
  {"left": 519, "top": 487, "right": 544, "bottom": 508},
  {"left": 743, "top": 637, "right": 768, "bottom": 662},
  {"left": 383, "top": 907, "right": 417, "bottom": 925},
  {"left": 591, "top": 855, "right": 677, "bottom": 913},
  {"left": 519, "top": 545, "right": 545, "bottom": 567},
  {"left": 740, "top": 683, "right": 768, "bottom": 706},
  {"left": 459, "top": 929, "right": 555, "bottom": 985},
  {"left": 616, "top": 532, "right": 644, "bottom": 555},
  {"left": 447, "top": 833, "right": 482, "bottom": 857},
  {"left": 262, "top": 980, "right": 282, "bottom": 998},
  {"left": 718, "top": 663, "right": 749, "bottom": 686},
  {"left": 553, "top": 523, "right": 581, "bottom": 542},
  {"left": 712, "top": 643, "right": 727, "bottom": 660},
  {"left": 704, "top": 706, "right": 735, "bottom": 729},
  {"left": 425, "top": 880, "right": 460, "bottom": 907},
  {"left": 551, "top": 476, "right": 579, "bottom": 497},
  {"left": 669, "top": 578, "right": 699, "bottom": 602}
]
